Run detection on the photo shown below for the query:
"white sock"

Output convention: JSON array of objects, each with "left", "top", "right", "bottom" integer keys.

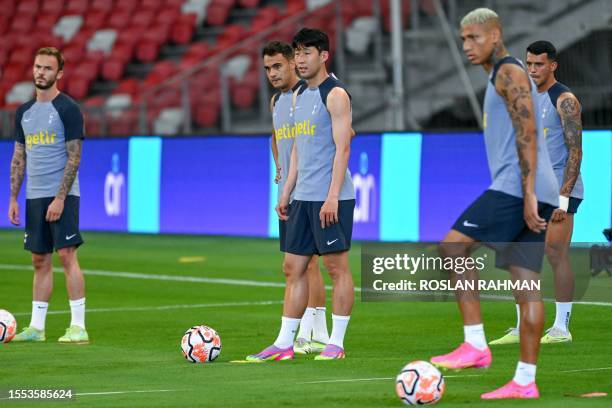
[
  {"left": 513, "top": 361, "right": 536, "bottom": 386},
  {"left": 273, "top": 316, "right": 300, "bottom": 349},
  {"left": 69, "top": 298, "right": 86, "bottom": 329},
  {"left": 328, "top": 314, "right": 350, "bottom": 349},
  {"left": 312, "top": 307, "right": 329, "bottom": 343},
  {"left": 553, "top": 302, "right": 572, "bottom": 332},
  {"left": 296, "top": 307, "right": 316, "bottom": 340},
  {"left": 464, "top": 323, "right": 487, "bottom": 350},
  {"left": 515, "top": 304, "right": 521, "bottom": 331},
  {"left": 30, "top": 301, "right": 48, "bottom": 331}
]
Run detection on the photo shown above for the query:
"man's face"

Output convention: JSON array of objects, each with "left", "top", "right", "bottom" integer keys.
[
  {"left": 460, "top": 23, "right": 496, "bottom": 65},
  {"left": 294, "top": 46, "right": 327, "bottom": 80},
  {"left": 32, "top": 54, "right": 62, "bottom": 90},
  {"left": 526, "top": 52, "right": 557, "bottom": 88},
  {"left": 263, "top": 53, "right": 296, "bottom": 90}
]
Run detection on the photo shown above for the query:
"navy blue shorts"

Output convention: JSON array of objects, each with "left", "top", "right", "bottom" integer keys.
[
  {"left": 285, "top": 199, "right": 355, "bottom": 256},
  {"left": 279, "top": 218, "right": 287, "bottom": 252},
  {"left": 25, "top": 195, "right": 84, "bottom": 254},
  {"left": 452, "top": 190, "right": 555, "bottom": 272},
  {"left": 568, "top": 197, "right": 582, "bottom": 214}
]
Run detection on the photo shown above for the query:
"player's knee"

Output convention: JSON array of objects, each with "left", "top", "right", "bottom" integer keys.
[
  {"left": 57, "top": 247, "right": 77, "bottom": 268},
  {"left": 322, "top": 258, "right": 346, "bottom": 281},
  {"left": 282, "top": 258, "right": 302, "bottom": 280},
  {"left": 32, "top": 254, "right": 50, "bottom": 271},
  {"left": 438, "top": 242, "right": 469, "bottom": 259},
  {"left": 545, "top": 244, "right": 567, "bottom": 268}
]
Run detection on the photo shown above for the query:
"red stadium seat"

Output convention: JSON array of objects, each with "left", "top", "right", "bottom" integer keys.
[
  {"left": 135, "top": 40, "right": 160, "bottom": 63},
  {"left": 140, "top": 0, "right": 163, "bottom": 12},
  {"left": 102, "top": 58, "right": 126, "bottom": 81},
  {"left": 2, "top": 64, "right": 26, "bottom": 85},
  {"left": 8, "top": 47, "right": 35, "bottom": 66},
  {"left": 156, "top": 8, "right": 180, "bottom": 26},
  {"left": 41, "top": 0, "right": 65, "bottom": 15},
  {"left": 116, "top": 27, "right": 145, "bottom": 47},
  {"left": 231, "top": 84, "right": 257, "bottom": 109},
  {"left": 206, "top": 1, "right": 234, "bottom": 26},
  {"left": 217, "top": 24, "right": 247, "bottom": 49},
  {"left": 250, "top": 6, "right": 280, "bottom": 33},
  {"left": 90, "top": 0, "right": 114, "bottom": 13},
  {"left": 108, "top": 10, "right": 132, "bottom": 30},
  {"left": 83, "top": 10, "right": 108, "bottom": 31},
  {"left": 113, "top": 78, "right": 140, "bottom": 96},
  {"left": 65, "top": 0, "right": 90, "bottom": 15},
  {"left": 239, "top": 0, "right": 261, "bottom": 8},
  {"left": 37, "top": 13, "right": 61, "bottom": 33},
  {"left": 194, "top": 104, "right": 220, "bottom": 128},
  {"left": 0, "top": 0, "right": 16, "bottom": 18},
  {"left": 66, "top": 76, "right": 91, "bottom": 100},
  {"left": 171, "top": 14, "right": 196, "bottom": 44},
  {"left": 184, "top": 42, "right": 211, "bottom": 61},
  {"left": 17, "top": 0, "right": 39, "bottom": 16},
  {"left": 115, "top": 0, "right": 139, "bottom": 13},
  {"left": 131, "top": 10, "right": 155, "bottom": 27},
  {"left": 286, "top": 0, "right": 306, "bottom": 15},
  {"left": 11, "top": 14, "right": 34, "bottom": 33},
  {"left": 61, "top": 44, "right": 85, "bottom": 66},
  {"left": 109, "top": 41, "right": 135, "bottom": 63},
  {"left": 108, "top": 111, "right": 138, "bottom": 136}
]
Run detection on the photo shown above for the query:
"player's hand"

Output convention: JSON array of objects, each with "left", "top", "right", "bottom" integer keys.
[
  {"left": 274, "top": 167, "right": 281, "bottom": 184},
  {"left": 320, "top": 197, "right": 338, "bottom": 229},
  {"left": 8, "top": 199, "right": 20, "bottom": 226},
  {"left": 523, "top": 193, "right": 546, "bottom": 233},
  {"left": 550, "top": 208, "right": 567, "bottom": 223},
  {"left": 276, "top": 195, "right": 289, "bottom": 221},
  {"left": 46, "top": 198, "right": 65, "bottom": 222}
]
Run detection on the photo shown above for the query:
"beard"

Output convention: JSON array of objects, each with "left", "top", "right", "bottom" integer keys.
[{"left": 33, "top": 76, "right": 56, "bottom": 90}]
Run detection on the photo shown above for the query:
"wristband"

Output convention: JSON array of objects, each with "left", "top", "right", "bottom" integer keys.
[{"left": 558, "top": 195, "right": 569, "bottom": 212}]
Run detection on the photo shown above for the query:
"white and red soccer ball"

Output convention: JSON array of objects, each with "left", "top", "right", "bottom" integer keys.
[
  {"left": 181, "top": 325, "right": 221, "bottom": 363},
  {"left": 396, "top": 360, "right": 445, "bottom": 405},
  {"left": 0, "top": 309, "right": 17, "bottom": 343}
]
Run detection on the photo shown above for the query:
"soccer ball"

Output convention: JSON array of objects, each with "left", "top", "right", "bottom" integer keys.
[
  {"left": 396, "top": 360, "right": 445, "bottom": 405},
  {"left": 181, "top": 325, "right": 221, "bottom": 363},
  {"left": 0, "top": 309, "right": 17, "bottom": 343}
]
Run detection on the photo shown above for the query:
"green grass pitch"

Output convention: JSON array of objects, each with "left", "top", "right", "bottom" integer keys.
[{"left": 0, "top": 230, "right": 611, "bottom": 407}]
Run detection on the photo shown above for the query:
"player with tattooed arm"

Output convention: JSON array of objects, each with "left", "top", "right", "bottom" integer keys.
[
  {"left": 8, "top": 47, "right": 89, "bottom": 344},
  {"left": 429, "top": 9, "right": 559, "bottom": 399},
  {"left": 491, "top": 40, "right": 584, "bottom": 346}
]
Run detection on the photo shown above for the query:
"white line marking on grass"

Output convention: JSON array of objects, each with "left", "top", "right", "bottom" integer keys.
[
  {"left": 4, "top": 264, "right": 612, "bottom": 303},
  {"left": 561, "top": 367, "right": 612, "bottom": 373},
  {"left": 0, "top": 263, "right": 359, "bottom": 292},
  {"left": 11, "top": 300, "right": 283, "bottom": 316},
  {"left": 76, "top": 389, "right": 175, "bottom": 397},
  {"left": 302, "top": 374, "right": 483, "bottom": 384}
]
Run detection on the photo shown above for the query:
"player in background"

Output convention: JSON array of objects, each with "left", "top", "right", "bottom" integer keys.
[
  {"left": 247, "top": 28, "right": 355, "bottom": 361},
  {"left": 490, "top": 40, "right": 583, "bottom": 345},
  {"left": 263, "top": 40, "right": 329, "bottom": 354},
  {"left": 430, "top": 9, "right": 559, "bottom": 399},
  {"left": 8, "top": 47, "right": 89, "bottom": 344}
]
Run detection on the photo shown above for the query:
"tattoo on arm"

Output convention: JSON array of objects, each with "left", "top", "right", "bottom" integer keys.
[
  {"left": 57, "top": 139, "right": 82, "bottom": 200},
  {"left": 558, "top": 96, "right": 582, "bottom": 196},
  {"left": 10, "top": 142, "right": 26, "bottom": 200},
  {"left": 498, "top": 68, "right": 536, "bottom": 193}
]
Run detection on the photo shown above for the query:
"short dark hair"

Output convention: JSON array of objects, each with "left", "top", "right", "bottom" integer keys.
[
  {"left": 36, "top": 47, "right": 65, "bottom": 70},
  {"left": 526, "top": 40, "right": 557, "bottom": 61},
  {"left": 292, "top": 28, "right": 329, "bottom": 52},
  {"left": 262, "top": 41, "right": 294, "bottom": 59}
]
